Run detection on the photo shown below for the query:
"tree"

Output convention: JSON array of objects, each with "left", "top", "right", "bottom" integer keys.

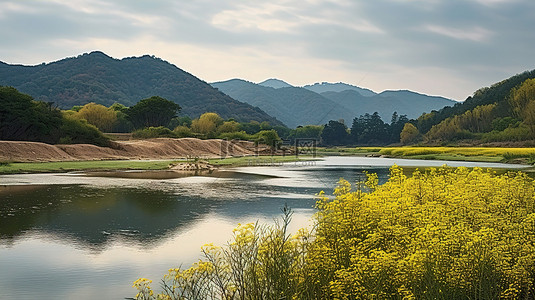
[
  {"left": 255, "top": 129, "right": 281, "bottom": 149},
  {"left": 509, "top": 78, "right": 535, "bottom": 136},
  {"left": 321, "top": 120, "right": 349, "bottom": 146},
  {"left": 217, "top": 121, "right": 240, "bottom": 135},
  {"left": 400, "top": 123, "right": 420, "bottom": 145},
  {"left": 76, "top": 102, "right": 117, "bottom": 132},
  {"left": 351, "top": 112, "right": 388, "bottom": 145},
  {"left": 288, "top": 125, "right": 323, "bottom": 143},
  {"left": 128, "top": 96, "right": 181, "bottom": 129},
  {"left": 191, "top": 112, "right": 224, "bottom": 137},
  {"left": 0, "top": 86, "right": 62, "bottom": 143},
  {"left": 389, "top": 112, "right": 409, "bottom": 143}
]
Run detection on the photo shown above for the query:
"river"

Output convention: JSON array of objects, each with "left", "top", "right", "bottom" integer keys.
[{"left": 0, "top": 156, "right": 529, "bottom": 299}]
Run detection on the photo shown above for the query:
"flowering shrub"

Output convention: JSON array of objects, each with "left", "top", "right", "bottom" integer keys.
[{"left": 134, "top": 166, "right": 535, "bottom": 299}]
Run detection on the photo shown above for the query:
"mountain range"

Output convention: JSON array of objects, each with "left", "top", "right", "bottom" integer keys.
[
  {"left": 0, "top": 51, "right": 457, "bottom": 129},
  {"left": 212, "top": 79, "right": 456, "bottom": 128},
  {"left": 0, "top": 51, "right": 282, "bottom": 125}
]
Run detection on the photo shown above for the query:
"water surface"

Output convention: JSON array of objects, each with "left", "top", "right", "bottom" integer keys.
[{"left": 0, "top": 156, "right": 528, "bottom": 299}]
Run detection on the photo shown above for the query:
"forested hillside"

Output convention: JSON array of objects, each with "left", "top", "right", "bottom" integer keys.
[
  {"left": 0, "top": 52, "right": 282, "bottom": 125},
  {"left": 414, "top": 70, "right": 535, "bottom": 144}
]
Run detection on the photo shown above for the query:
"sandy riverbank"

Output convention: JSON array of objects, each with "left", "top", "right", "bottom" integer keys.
[{"left": 0, "top": 138, "right": 274, "bottom": 162}]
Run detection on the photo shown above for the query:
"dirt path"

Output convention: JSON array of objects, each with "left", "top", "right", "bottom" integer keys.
[{"left": 0, "top": 138, "right": 268, "bottom": 162}]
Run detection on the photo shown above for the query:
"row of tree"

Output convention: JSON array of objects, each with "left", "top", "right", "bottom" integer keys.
[
  {"left": 319, "top": 112, "right": 410, "bottom": 146},
  {"left": 2, "top": 86, "right": 420, "bottom": 147}
]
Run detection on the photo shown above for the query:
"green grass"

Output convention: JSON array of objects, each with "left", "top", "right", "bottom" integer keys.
[
  {"left": 315, "top": 146, "right": 535, "bottom": 164},
  {"left": 0, "top": 160, "right": 182, "bottom": 174},
  {"left": 0, "top": 155, "right": 319, "bottom": 174}
]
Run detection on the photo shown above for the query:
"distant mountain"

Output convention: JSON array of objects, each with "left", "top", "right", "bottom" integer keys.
[
  {"left": 320, "top": 89, "right": 456, "bottom": 121},
  {"left": 212, "top": 79, "right": 353, "bottom": 128},
  {"left": 304, "top": 82, "right": 377, "bottom": 97},
  {"left": 213, "top": 79, "right": 456, "bottom": 128},
  {"left": 0, "top": 51, "right": 282, "bottom": 125},
  {"left": 258, "top": 78, "right": 293, "bottom": 89}
]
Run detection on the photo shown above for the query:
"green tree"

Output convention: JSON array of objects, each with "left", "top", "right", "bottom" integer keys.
[
  {"left": 0, "top": 86, "right": 62, "bottom": 143},
  {"left": 191, "top": 112, "right": 224, "bottom": 137},
  {"left": 288, "top": 125, "right": 323, "bottom": 142},
  {"left": 322, "top": 120, "right": 349, "bottom": 146},
  {"left": 509, "top": 78, "right": 535, "bottom": 136},
  {"left": 128, "top": 96, "right": 181, "bottom": 129},
  {"left": 76, "top": 102, "right": 117, "bottom": 132},
  {"left": 400, "top": 123, "right": 420, "bottom": 145},
  {"left": 255, "top": 129, "right": 281, "bottom": 149},
  {"left": 217, "top": 121, "right": 240, "bottom": 135}
]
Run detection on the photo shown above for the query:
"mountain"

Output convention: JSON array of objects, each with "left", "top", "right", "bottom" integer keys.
[
  {"left": 0, "top": 51, "right": 282, "bottom": 125},
  {"left": 258, "top": 78, "right": 293, "bottom": 89},
  {"left": 212, "top": 79, "right": 353, "bottom": 128},
  {"left": 320, "top": 89, "right": 456, "bottom": 121},
  {"left": 213, "top": 79, "right": 456, "bottom": 128},
  {"left": 304, "top": 82, "right": 377, "bottom": 97}
]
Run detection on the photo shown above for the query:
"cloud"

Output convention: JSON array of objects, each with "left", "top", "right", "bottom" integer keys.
[
  {"left": 0, "top": 0, "right": 534, "bottom": 101},
  {"left": 424, "top": 25, "right": 493, "bottom": 42}
]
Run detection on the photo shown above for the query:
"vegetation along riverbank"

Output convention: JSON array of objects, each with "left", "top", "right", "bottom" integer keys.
[
  {"left": 133, "top": 165, "right": 535, "bottom": 299},
  {"left": 317, "top": 146, "right": 535, "bottom": 164}
]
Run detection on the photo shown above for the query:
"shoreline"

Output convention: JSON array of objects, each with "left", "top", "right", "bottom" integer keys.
[{"left": 0, "top": 155, "right": 318, "bottom": 175}]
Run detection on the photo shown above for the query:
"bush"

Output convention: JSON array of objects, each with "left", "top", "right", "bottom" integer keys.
[
  {"left": 218, "top": 131, "right": 254, "bottom": 141},
  {"left": 482, "top": 125, "right": 532, "bottom": 142},
  {"left": 134, "top": 166, "right": 535, "bottom": 299},
  {"left": 60, "top": 115, "right": 110, "bottom": 147},
  {"left": 173, "top": 126, "right": 195, "bottom": 138},
  {"left": 132, "top": 126, "right": 177, "bottom": 139}
]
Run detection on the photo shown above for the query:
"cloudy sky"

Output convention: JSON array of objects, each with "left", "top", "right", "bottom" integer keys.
[{"left": 1, "top": 0, "right": 534, "bottom": 100}]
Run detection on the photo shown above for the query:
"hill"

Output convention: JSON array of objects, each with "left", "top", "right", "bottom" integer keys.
[
  {"left": 320, "top": 89, "right": 455, "bottom": 121},
  {"left": 304, "top": 82, "right": 377, "bottom": 97},
  {"left": 413, "top": 69, "right": 535, "bottom": 144},
  {"left": 213, "top": 79, "right": 456, "bottom": 128},
  {"left": 416, "top": 70, "right": 535, "bottom": 134},
  {"left": 258, "top": 78, "right": 293, "bottom": 89},
  {"left": 212, "top": 79, "right": 352, "bottom": 128},
  {"left": 0, "top": 51, "right": 282, "bottom": 125}
]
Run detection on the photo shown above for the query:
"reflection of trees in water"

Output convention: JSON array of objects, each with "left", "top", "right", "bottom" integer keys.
[
  {"left": 1, "top": 166, "right": 488, "bottom": 251},
  {"left": 0, "top": 185, "right": 215, "bottom": 251}
]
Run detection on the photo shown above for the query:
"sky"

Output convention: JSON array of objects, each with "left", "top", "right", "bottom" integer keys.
[{"left": 1, "top": 0, "right": 534, "bottom": 101}]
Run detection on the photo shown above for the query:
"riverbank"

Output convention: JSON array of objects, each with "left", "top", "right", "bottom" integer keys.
[
  {"left": 0, "top": 138, "right": 279, "bottom": 163},
  {"left": 317, "top": 146, "right": 535, "bottom": 165},
  {"left": 0, "top": 155, "right": 317, "bottom": 174}
]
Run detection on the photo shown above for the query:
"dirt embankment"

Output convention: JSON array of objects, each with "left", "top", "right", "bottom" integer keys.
[{"left": 0, "top": 138, "right": 271, "bottom": 162}]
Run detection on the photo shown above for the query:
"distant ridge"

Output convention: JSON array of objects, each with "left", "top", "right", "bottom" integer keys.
[
  {"left": 0, "top": 51, "right": 283, "bottom": 125},
  {"left": 258, "top": 78, "right": 293, "bottom": 89},
  {"left": 213, "top": 79, "right": 456, "bottom": 128},
  {"left": 304, "top": 82, "right": 377, "bottom": 97}
]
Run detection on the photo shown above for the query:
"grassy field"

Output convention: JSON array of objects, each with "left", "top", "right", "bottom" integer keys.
[
  {"left": 0, "top": 155, "right": 317, "bottom": 174},
  {"left": 0, "top": 160, "right": 181, "bottom": 174},
  {"left": 317, "top": 146, "right": 535, "bottom": 164}
]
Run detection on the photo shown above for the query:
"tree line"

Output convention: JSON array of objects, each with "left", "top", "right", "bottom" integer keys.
[{"left": 1, "top": 86, "right": 417, "bottom": 148}]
